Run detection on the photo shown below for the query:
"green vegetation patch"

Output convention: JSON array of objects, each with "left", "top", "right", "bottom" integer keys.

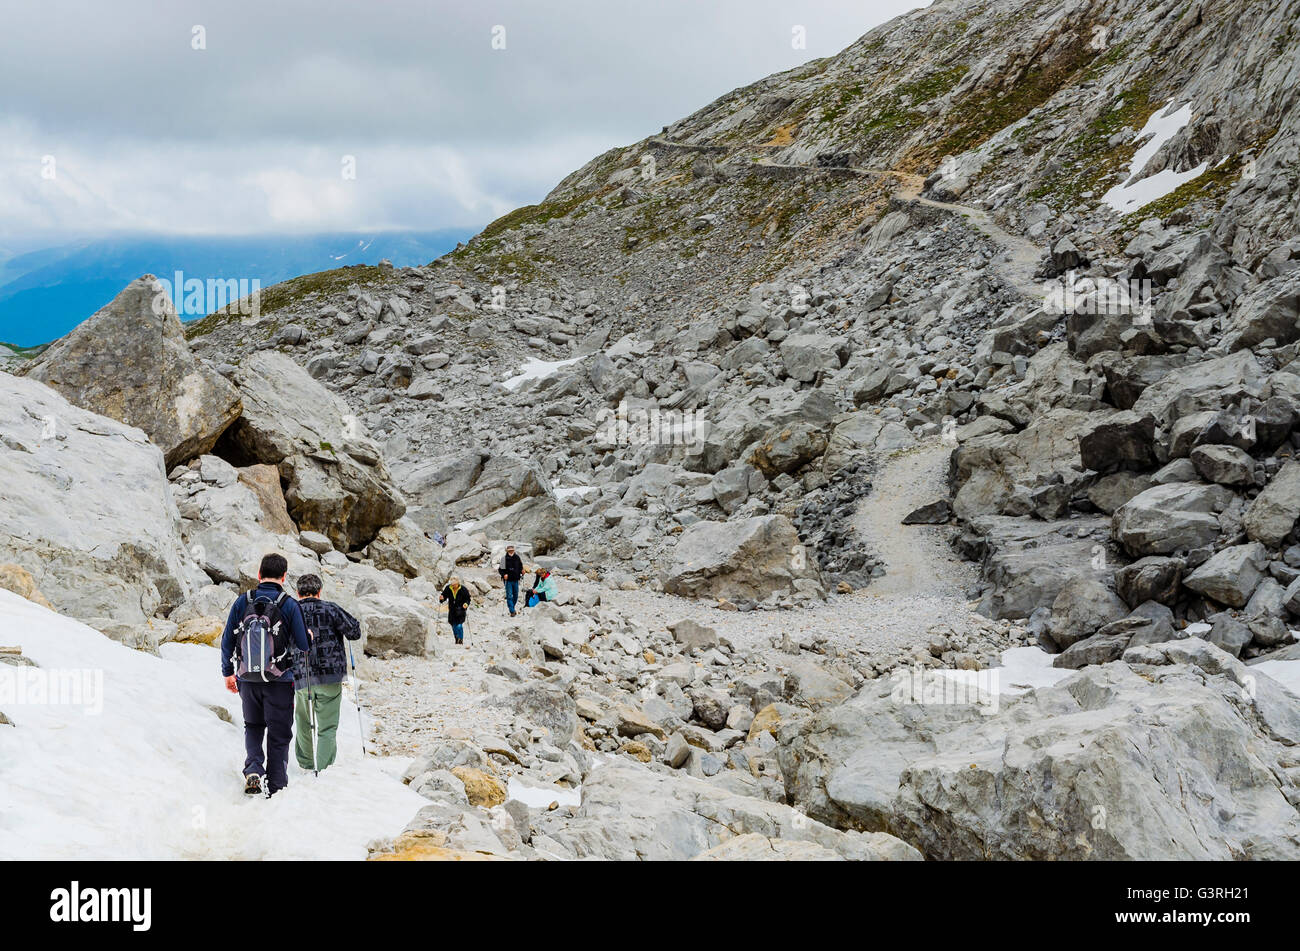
[
  {"left": 1026, "top": 75, "right": 1158, "bottom": 208},
  {"left": 1, "top": 341, "right": 45, "bottom": 358},
  {"left": 185, "top": 264, "right": 398, "bottom": 339},
  {"left": 915, "top": 38, "right": 1101, "bottom": 168}
]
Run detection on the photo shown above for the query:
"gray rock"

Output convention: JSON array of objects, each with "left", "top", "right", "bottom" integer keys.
[
  {"left": 1115, "top": 556, "right": 1183, "bottom": 607},
  {"left": 21, "top": 276, "right": 242, "bottom": 468},
  {"left": 531, "top": 759, "right": 918, "bottom": 861},
  {"left": 358, "top": 593, "right": 433, "bottom": 656},
  {"left": 1182, "top": 542, "right": 1267, "bottom": 608},
  {"left": 0, "top": 373, "right": 192, "bottom": 623},
  {"left": 668, "top": 618, "right": 719, "bottom": 653},
  {"left": 663, "top": 515, "right": 823, "bottom": 601},
  {"left": 1112, "top": 483, "right": 1229, "bottom": 556},
  {"left": 901, "top": 500, "right": 952, "bottom": 524},
  {"left": 1190, "top": 444, "right": 1254, "bottom": 486},
  {"left": 221, "top": 352, "right": 405, "bottom": 551},
  {"left": 505, "top": 683, "right": 578, "bottom": 746},
  {"left": 1245, "top": 460, "right": 1300, "bottom": 547},
  {"left": 778, "top": 640, "right": 1300, "bottom": 859},
  {"left": 470, "top": 495, "right": 566, "bottom": 555},
  {"left": 1045, "top": 578, "right": 1128, "bottom": 651}
]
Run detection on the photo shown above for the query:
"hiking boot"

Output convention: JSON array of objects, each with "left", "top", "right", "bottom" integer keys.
[{"left": 243, "top": 773, "right": 263, "bottom": 796}]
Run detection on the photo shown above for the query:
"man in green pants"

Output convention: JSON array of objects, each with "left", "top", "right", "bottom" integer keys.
[{"left": 293, "top": 573, "right": 362, "bottom": 771}]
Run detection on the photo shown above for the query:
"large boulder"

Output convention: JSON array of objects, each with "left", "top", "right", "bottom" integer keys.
[
  {"left": 1182, "top": 542, "right": 1268, "bottom": 608},
  {"left": 1190, "top": 444, "right": 1254, "bottom": 486},
  {"left": 1077, "top": 411, "right": 1156, "bottom": 472},
  {"left": 1114, "top": 556, "right": 1183, "bottom": 607},
  {"left": 966, "top": 515, "right": 1112, "bottom": 619},
  {"left": 0, "top": 373, "right": 192, "bottom": 623},
  {"left": 1131, "top": 350, "right": 1265, "bottom": 430},
  {"left": 779, "top": 334, "right": 845, "bottom": 383},
  {"left": 1220, "top": 269, "right": 1300, "bottom": 352},
  {"left": 821, "top": 412, "right": 914, "bottom": 475},
  {"left": 469, "top": 496, "right": 566, "bottom": 555},
  {"left": 358, "top": 593, "right": 433, "bottom": 656},
  {"left": 504, "top": 682, "right": 579, "bottom": 746},
  {"left": 1112, "top": 483, "right": 1230, "bottom": 556},
  {"left": 952, "top": 408, "right": 1102, "bottom": 518},
  {"left": 397, "top": 451, "right": 552, "bottom": 535},
  {"left": 747, "top": 421, "right": 829, "bottom": 477},
  {"left": 366, "top": 517, "right": 452, "bottom": 583},
  {"left": 449, "top": 453, "right": 551, "bottom": 522},
  {"left": 1244, "top": 460, "right": 1300, "bottom": 547},
  {"left": 663, "top": 515, "right": 822, "bottom": 601},
  {"left": 217, "top": 351, "right": 405, "bottom": 551},
  {"left": 777, "top": 639, "right": 1300, "bottom": 859},
  {"left": 532, "top": 759, "right": 918, "bottom": 861},
  {"left": 21, "top": 276, "right": 242, "bottom": 468},
  {"left": 1044, "top": 578, "right": 1129, "bottom": 651}
]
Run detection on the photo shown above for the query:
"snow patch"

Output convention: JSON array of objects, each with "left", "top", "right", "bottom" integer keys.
[
  {"left": 933, "top": 646, "right": 1074, "bottom": 698},
  {"left": 990, "top": 645, "right": 1076, "bottom": 694},
  {"left": 1102, "top": 100, "right": 1208, "bottom": 213},
  {"left": 0, "top": 589, "right": 423, "bottom": 859},
  {"left": 502, "top": 356, "right": 581, "bottom": 391},
  {"left": 507, "top": 777, "right": 581, "bottom": 808},
  {"left": 554, "top": 485, "right": 598, "bottom": 501},
  {"left": 1253, "top": 659, "right": 1300, "bottom": 699}
]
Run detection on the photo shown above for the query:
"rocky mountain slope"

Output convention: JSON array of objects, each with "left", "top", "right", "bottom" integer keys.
[{"left": 3, "top": 0, "right": 1300, "bottom": 860}]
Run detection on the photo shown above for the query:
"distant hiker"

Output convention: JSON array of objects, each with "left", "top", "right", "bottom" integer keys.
[
  {"left": 431, "top": 530, "right": 446, "bottom": 548},
  {"left": 498, "top": 545, "right": 524, "bottom": 616},
  {"left": 293, "top": 573, "right": 361, "bottom": 773},
  {"left": 221, "top": 553, "right": 309, "bottom": 797},
  {"left": 526, "top": 568, "right": 557, "bottom": 606},
  {"left": 439, "top": 575, "right": 471, "bottom": 646}
]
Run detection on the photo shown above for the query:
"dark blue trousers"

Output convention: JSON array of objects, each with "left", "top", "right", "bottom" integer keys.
[{"left": 239, "top": 680, "right": 295, "bottom": 793}]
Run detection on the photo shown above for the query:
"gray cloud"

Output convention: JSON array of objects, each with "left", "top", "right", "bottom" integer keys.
[{"left": 0, "top": 0, "right": 924, "bottom": 240}]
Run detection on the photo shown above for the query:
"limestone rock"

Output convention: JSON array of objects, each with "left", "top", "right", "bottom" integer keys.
[{"left": 22, "top": 276, "right": 242, "bottom": 468}]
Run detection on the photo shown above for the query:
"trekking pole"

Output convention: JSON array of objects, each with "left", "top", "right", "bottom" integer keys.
[
  {"left": 347, "top": 641, "right": 366, "bottom": 757},
  {"left": 304, "top": 642, "right": 319, "bottom": 777}
]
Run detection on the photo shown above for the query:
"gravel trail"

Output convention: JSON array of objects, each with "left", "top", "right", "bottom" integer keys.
[{"left": 853, "top": 439, "right": 976, "bottom": 600}]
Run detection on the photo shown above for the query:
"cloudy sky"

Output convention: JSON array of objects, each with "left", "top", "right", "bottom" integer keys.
[{"left": 0, "top": 0, "right": 924, "bottom": 246}]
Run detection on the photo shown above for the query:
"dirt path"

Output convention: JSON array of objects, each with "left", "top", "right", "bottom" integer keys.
[
  {"left": 906, "top": 195, "right": 1043, "bottom": 298},
  {"left": 746, "top": 154, "right": 1044, "bottom": 299},
  {"left": 853, "top": 439, "right": 976, "bottom": 599}
]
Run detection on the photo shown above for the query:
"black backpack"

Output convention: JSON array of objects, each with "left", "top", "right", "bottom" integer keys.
[{"left": 233, "top": 591, "right": 293, "bottom": 682}]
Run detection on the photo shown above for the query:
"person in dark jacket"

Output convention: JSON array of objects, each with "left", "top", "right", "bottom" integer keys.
[
  {"left": 293, "top": 573, "right": 361, "bottom": 772},
  {"left": 498, "top": 545, "right": 524, "bottom": 617},
  {"left": 439, "top": 576, "right": 471, "bottom": 645},
  {"left": 221, "top": 553, "right": 310, "bottom": 796}
]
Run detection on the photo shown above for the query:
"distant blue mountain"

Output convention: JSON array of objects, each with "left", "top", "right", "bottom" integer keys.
[{"left": 0, "top": 230, "right": 475, "bottom": 346}]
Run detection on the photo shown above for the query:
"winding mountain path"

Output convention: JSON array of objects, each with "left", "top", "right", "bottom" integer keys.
[{"left": 852, "top": 439, "right": 976, "bottom": 600}]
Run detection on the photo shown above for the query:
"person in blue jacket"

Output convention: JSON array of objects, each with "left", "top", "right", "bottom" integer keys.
[{"left": 221, "top": 553, "right": 310, "bottom": 796}]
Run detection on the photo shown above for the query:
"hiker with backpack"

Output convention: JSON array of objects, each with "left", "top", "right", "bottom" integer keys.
[
  {"left": 439, "top": 575, "right": 471, "bottom": 646},
  {"left": 525, "top": 567, "right": 557, "bottom": 606},
  {"left": 293, "top": 573, "right": 361, "bottom": 773},
  {"left": 497, "top": 545, "right": 524, "bottom": 617},
  {"left": 221, "top": 553, "right": 310, "bottom": 797}
]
